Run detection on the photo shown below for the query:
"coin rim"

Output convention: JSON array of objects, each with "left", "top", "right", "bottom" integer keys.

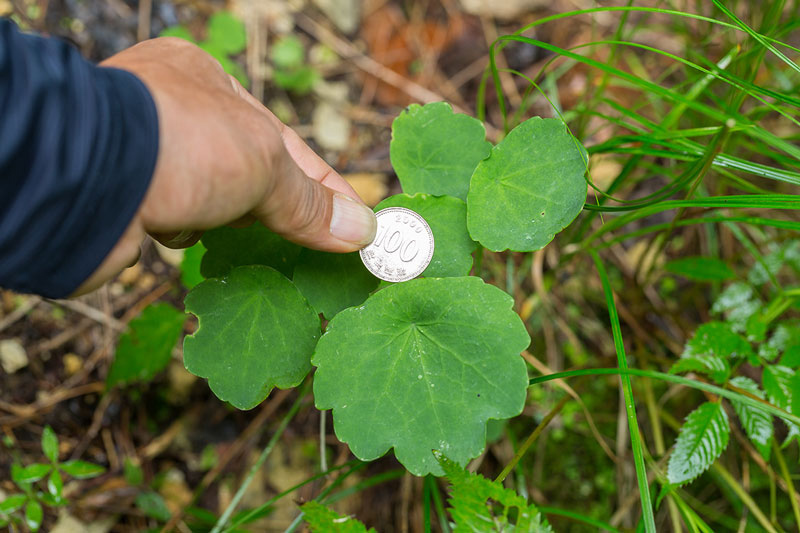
[{"left": 359, "top": 207, "right": 435, "bottom": 283}]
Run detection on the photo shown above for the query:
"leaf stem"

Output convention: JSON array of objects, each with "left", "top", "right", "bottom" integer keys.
[
  {"left": 211, "top": 381, "right": 311, "bottom": 533},
  {"left": 529, "top": 368, "right": 800, "bottom": 427},
  {"left": 495, "top": 394, "right": 570, "bottom": 484},
  {"left": 538, "top": 506, "right": 622, "bottom": 532},
  {"left": 772, "top": 440, "right": 800, "bottom": 531},
  {"left": 711, "top": 462, "right": 777, "bottom": 533}
]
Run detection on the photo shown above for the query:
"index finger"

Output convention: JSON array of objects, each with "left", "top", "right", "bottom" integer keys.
[{"left": 229, "top": 77, "right": 362, "bottom": 200}]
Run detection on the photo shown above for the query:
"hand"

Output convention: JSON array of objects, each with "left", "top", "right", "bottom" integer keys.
[{"left": 74, "top": 37, "right": 377, "bottom": 295}]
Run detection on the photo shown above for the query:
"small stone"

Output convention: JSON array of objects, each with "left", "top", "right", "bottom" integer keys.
[
  {"left": 159, "top": 468, "right": 192, "bottom": 514},
  {"left": 344, "top": 173, "right": 388, "bottom": 207},
  {"left": 117, "top": 263, "right": 142, "bottom": 285},
  {"left": 458, "top": 0, "right": 548, "bottom": 19},
  {"left": 167, "top": 360, "right": 197, "bottom": 405},
  {"left": 51, "top": 509, "right": 116, "bottom": 533},
  {"left": 154, "top": 241, "right": 185, "bottom": 267},
  {"left": 312, "top": 101, "right": 351, "bottom": 151},
  {"left": 63, "top": 353, "right": 82, "bottom": 376},
  {"left": 0, "top": 339, "right": 28, "bottom": 374},
  {"left": 311, "top": 0, "right": 360, "bottom": 34}
]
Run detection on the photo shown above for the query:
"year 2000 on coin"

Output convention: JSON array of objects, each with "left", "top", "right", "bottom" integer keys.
[{"left": 359, "top": 207, "right": 434, "bottom": 283}]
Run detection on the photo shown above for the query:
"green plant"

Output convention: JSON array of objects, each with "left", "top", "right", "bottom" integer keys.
[
  {"left": 107, "top": 302, "right": 186, "bottom": 387},
  {"left": 161, "top": 11, "right": 248, "bottom": 87},
  {"left": 301, "top": 454, "right": 552, "bottom": 532},
  {"left": 270, "top": 34, "right": 319, "bottom": 94},
  {"left": 142, "top": 3, "right": 800, "bottom": 530},
  {"left": 666, "top": 246, "right": 800, "bottom": 489},
  {"left": 0, "top": 427, "right": 105, "bottom": 531},
  {"left": 182, "top": 101, "right": 587, "bottom": 478}
]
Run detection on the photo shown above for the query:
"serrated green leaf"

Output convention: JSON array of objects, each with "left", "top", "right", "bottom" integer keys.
[
  {"left": 136, "top": 491, "right": 172, "bottom": 521},
  {"left": 667, "top": 402, "right": 730, "bottom": 485},
  {"left": 749, "top": 240, "right": 800, "bottom": 285},
  {"left": 0, "top": 494, "right": 27, "bottom": 513},
  {"left": 200, "top": 224, "right": 301, "bottom": 279},
  {"left": 665, "top": 256, "right": 736, "bottom": 281},
  {"left": 47, "top": 469, "right": 63, "bottom": 499},
  {"left": 711, "top": 282, "right": 762, "bottom": 333},
  {"left": 271, "top": 35, "right": 305, "bottom": 70},
  {"left": 467, "top": 117, "right": 587, "bottom": 252},
  {"left": 682, "top": 321, "right": 753, "bottom": 363},
  {"left": 15, "top": 464, "right": 51, "bottom": 483},
  {"left": 729, "top": 376, "right": 773, "bottom": 460},
  {"left": 375, "top": 194, "right": 477, "bottom": 278},
  {"left": 25, "top": 500, "right": 42, "bottom": 531},
  {"left": 745, "top": 312, "right": 768, "bottom": 343},
  {"left": 184, "top": 266, "right": 320, "bottom": 410},
  {"left": 292, "top": 250, "right": 378, "bottom": 320},
  {"left": 207, "top": 11, "right": 247, "bottom": 54},
  {"left": 669, "top": 354, "right": 729, "bottom": 385},
  {"left": 763, "top": 365, "right": 794, "bottom": 410},
  {"left": 438, "top": 453, "right": 553, "bottom": 532},
  {"left": 761, "top": 365, "right": 800, "bottom": 447},
  {"left": 390, "top": 102, "right": 491, "bottom": 201},
  {"left": 761, "top": 320, "right": 800, "bottom": 365},
  {"left": 301, "top": 501, "right": 376, "bottom": 532},
  {"left": 107, "top": 303, "right": 186, "bottom": 387},
  {"left": 159, "top": 25, "right": 195, "bottom": 43},
  {"left": 41, "top": 426, "right": 58, "bottom": 463},
  {"left": 180, "top": 241, "right": 206, "bottom": 289},
  {"left": 313, "top": 277, "right": 529, "bottom": 476},
  {"left": 60, "top": 460, "right": 105, "bottom": 479}
]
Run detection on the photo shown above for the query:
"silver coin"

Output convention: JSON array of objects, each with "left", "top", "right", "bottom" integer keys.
[{"left": 359, "top": 207, "right": 434, "bottom": 282}]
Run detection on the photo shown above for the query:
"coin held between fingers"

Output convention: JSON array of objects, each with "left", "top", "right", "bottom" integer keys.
[{"left": 360, "top": 207, "right": 434, "bottom": 283}]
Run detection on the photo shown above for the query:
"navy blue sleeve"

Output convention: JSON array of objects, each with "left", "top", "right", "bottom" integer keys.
[{"left": 0, "top": 18, "right": 159, "bottom": 298}]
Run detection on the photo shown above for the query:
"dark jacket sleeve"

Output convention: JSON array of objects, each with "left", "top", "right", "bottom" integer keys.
[{"left": 0, "top": 18, "right": 158, "bottom": 298}]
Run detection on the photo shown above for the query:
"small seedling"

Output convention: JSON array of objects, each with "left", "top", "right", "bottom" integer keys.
[{"left": 0, "top": 427, "right": 105, "bottom": 531}]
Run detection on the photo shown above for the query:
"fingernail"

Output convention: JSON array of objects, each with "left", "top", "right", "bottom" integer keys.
[{"left": 330, "top": 194, "right": 377, "bottom": 246}]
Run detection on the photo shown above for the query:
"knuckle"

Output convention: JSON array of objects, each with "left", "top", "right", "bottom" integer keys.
[{"left": 284, "top": 180, "right": 329, "bottom": 238}]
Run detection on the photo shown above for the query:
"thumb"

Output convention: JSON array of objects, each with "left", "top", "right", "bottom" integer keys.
[{"left": 255, "top": 159, "right": 377, "bottom": 253}]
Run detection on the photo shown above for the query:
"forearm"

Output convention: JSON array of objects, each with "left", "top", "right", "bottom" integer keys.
[{"left": 0, "top": 18, "right": 158, "bottom": 298}]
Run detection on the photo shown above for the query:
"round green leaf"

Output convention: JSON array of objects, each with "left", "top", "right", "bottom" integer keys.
[
  {"left": 159, "top": 25, "right": 195, "bottom": 43},
  {"left": 207, "top": 11, "right": 247, "bottom": 54},
  {"left": 180, "top": 241, "right": 206, "bottom": 289},
  {"left": 200, "top": 223, "right": 301, "bottom": 279},
  {"left": 184, "top": 266, "right": 320, "bottom": 410},
  {"left": 312, "top": 277, "right": 530, "bottom": 476},
  {"left": 292, "top": 250, "right": 379, "bottom": 320},
  {"left": 390, "top": 102, "right": 492, "bottom": 201},
  {"left": 271, "top": 35, "right": 305, "bottom": 70},
  {"left": 467, "top": 117, "right": 587, "bottom": 252},
  {"left": 375, "top": 194, "right": 477, "bottom": 278},
  {"left": 107, "top": 303, "right": 186, "bottom": 387}
]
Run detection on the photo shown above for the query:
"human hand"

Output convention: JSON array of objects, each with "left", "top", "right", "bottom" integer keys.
[{"left": 74, "top": 37, "right": 376, "bottom": 295}]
